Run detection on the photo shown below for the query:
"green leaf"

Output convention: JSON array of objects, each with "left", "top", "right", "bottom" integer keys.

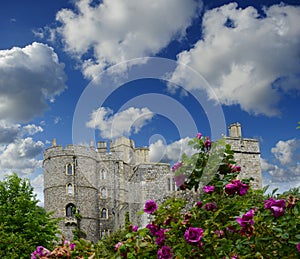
[{"left": 136, "top": 210, "right": 144, "bottom": 215}]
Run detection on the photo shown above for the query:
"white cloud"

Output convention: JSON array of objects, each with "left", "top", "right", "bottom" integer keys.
[
  {"left": 149, "top": 137, "right": 195, "bottom": 163},
  {"left": 0, "top": 120, "right": 20, "bottom": 143},
  {"left": 0, "top": 42, "right": 67, "bottom": 122},
  {"left": 22, "top": 124, "right": 43, "bottom": 136},
  {"left": 271, "top": 139, "right": 299, "bottom": 165},
  {"left": 86, "top": 106, "right": 154, "bottom": 138},
  {"left": 30, "top": 173, "right": 44, "bottom": 206},
  {"left": 0, "top": 121, "right": 44, "bottom": 144},
  {"left": 260, "top": 158, "right": 276, "bottom": 172},
  {"left": 262, "top": 139, "right": 300, "bottom": 192},
  {"left": 53, "top": 116, "right": 62, "bottom": 125},
  {"left": 54, "top": 0, "right": 201, "bottom": 79},
  {"left": 0, "top": 138, "right": 44, "bottom": 177},
  {"left": 170, "top": 3, "right": 300, "bottom": 116}
]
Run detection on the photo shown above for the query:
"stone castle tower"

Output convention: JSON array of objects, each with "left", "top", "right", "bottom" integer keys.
[
  {"left": 226, "top": 122, "right": 262, "bottom": 189},
  {"left": 43, "top": 137, "right": 171, "bottom": 242},
  {"left": 43, "top": 123, "right": 262, "bottom": 242}
]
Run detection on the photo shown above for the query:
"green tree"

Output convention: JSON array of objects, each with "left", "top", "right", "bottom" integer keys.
[{"left": 0, "top": 173, "right": 59, "bottom": 258}]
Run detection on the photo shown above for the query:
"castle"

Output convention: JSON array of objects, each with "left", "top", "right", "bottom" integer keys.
[{"left": 43, "top": 123, "right": 262, "bottom": 242}]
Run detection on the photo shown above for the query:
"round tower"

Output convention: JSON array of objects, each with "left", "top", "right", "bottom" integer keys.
[{"left": 43, "top": 140, "right": 99, "bottom": 242}]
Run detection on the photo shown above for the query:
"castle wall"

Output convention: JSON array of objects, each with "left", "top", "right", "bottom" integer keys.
[
  {"left": 134, "top": 147, "right": 149, "bottom": 164},
  {"left": 128, "top": 163, "right": 171, "bottom": 227},
  {"left": 44, "top": 126, "right": 262, "bottom": 242},
  {"left": 226, "top": 123, "right": 262, "bottom": 189}
]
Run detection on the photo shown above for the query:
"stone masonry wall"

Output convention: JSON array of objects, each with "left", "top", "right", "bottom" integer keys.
[
  {"left": 225, "top": 137, "right": 262, "bottom": 189},
  {"left": 128, "top": 163, "right": 171, "bottom": 227},
  {"left": 44, "top": 128, "right": 262, "bottom": 242},
  {"left": 44, "top": 145, "right": 99, "bottom": 242}
]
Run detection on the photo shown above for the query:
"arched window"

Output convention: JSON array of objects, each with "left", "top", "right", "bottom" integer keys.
[
  {"left": 101, "top": 169, "right": 106, "bottom": 179},
  {"left": 101, "top": 188, "right": 107, "bottom": 198},
  {"left": 67, "top": 184, "right": 73, "bottom": 195},
  {"left": 101, "top": 208, "right": 107, "bottom": 218},
  {"left": 66, "top": 164, "right": 73, "bottom": 175},
  {"left": 66, "top": 203, "right": 75, "bottom": 217}
]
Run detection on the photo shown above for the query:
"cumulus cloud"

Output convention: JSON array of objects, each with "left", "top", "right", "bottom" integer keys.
[
  {"left": 0, "top": 138, "right": 44, "bottom": 177},
  {"left": 0, "top": 121, "right": 43, "bottom": 144},
  {"left": 86, "top": 106, "right": 154, "bottom": 138},
  {"left": 22, "top": 124, "right": 43, "bottom": 136},
  {"left": 271, "top": 139, "right": 299, "bottom": 165},
  {"left": 262, "top": 139, "right": 300, "bottom": 192},
  {"left": 0, "top": 42, "right": 67, "bottom": 122},
  {"left": 54, "top": 0, "right": 201, "bottom": 79},
  {"left": 0, "top": 121, "right": 44, "bottom": 178},
  {"left": 149, "top": 137, "right": 195, "bottom": 163},
  {"left": 0, "top": 121, "right": 20, "bottom": 144},
  {"left": 169, "top": 3, "right": 300, "bottom": 116}
]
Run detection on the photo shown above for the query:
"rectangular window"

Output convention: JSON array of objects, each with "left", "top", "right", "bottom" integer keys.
[{"left": 172, "top": 178, "right": 175, "bottom": 192}]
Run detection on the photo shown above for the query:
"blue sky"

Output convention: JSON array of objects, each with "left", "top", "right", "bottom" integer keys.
[{"left": 0, "top": 0, "right": 299, "bottom": 203}]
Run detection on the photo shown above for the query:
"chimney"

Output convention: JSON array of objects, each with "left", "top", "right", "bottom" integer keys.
[
  {"left": 228, "top": 123, "right": 242, "bottom": 138},
  {"left": 97, "top": 141, "right": 107, "bottom": 154},
  {"left": 110, "top": 140, "right": 114, "bottom": 152}
]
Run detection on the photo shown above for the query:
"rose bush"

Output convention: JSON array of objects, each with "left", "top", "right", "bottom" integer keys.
[
  {"left": 114, "top": 134, "right": 300, "bottom": 258},
  {"left": 33, "top": 133, "right": 300, "bottom": 258}
]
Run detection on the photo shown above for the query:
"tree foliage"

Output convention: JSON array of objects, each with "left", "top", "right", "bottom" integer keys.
[{"left": 0, "top": 173, "right": 59, "bottom": 258}]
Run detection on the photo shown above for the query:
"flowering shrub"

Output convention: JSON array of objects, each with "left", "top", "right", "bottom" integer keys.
[
  {"left": 184, "top": 227, "right": 204, "bottom": 245},
  {"left": 225, "top": 179, "right": 249, "bottom": 196},
  {"left": 114, "top": 133, "right": 300, "bottom": 258},
  {"left": 31, "top": 238, "right": 96, "bottom": 258},
  {"left": 144, "top": 199, "right": 158, "bottom": 214},
  {"left": 31, "top": 246, "right": 51, "bottom": 259},
  {"left": 263, "top": 197, "right": 286, "bottom": 218},
  {"left": 33, "top": 133, "right": 300, "bottom": 258}
]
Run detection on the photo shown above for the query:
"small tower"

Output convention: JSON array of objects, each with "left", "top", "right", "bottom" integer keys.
[
  {"left": 226, "top": 123, "right": 262, "bottom": 189},
  {"left": 228, "top": 122, "right": 242, "bottom": 138},
  {"left": 43, "top": 141, "right": 99, "bottom": 242}
]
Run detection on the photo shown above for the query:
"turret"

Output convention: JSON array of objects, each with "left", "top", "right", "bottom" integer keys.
[
  {"left": 226, "top": 123, "right": 262, "bottom": 189},
  {"left": 43, "top": 141, "right": 99, "bottom": 242}
]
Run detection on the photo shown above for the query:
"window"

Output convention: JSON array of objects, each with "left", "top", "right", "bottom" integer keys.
[
  {"left": 66, "top": 163, "right": 73, "bottom": 175},
  {"left": 101, "top": 208, "right": 107, "bottom": 219},
  {"left": 67, "top": 184, "right": 73, "bottom": 195},
  {"left": 101, "top": 229, "right": 111, "bottom": 238},
  {"left": 101, "top": 188, "right": 107, "bottom": 199},
  {"left": 172, "top": 178, "right": 176, "bottom": 192},
  {"left": 66, "top": 203, "right": 76, "bottom": 217},
  {"left": 101, "top": 169, "right": 106, "bottom": 179},
  {"left": 101, "top": 229, "right": 107, "bottom": 238},
  {"left": 167, "top": 177, "right": 177, "bottom": 192}
]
